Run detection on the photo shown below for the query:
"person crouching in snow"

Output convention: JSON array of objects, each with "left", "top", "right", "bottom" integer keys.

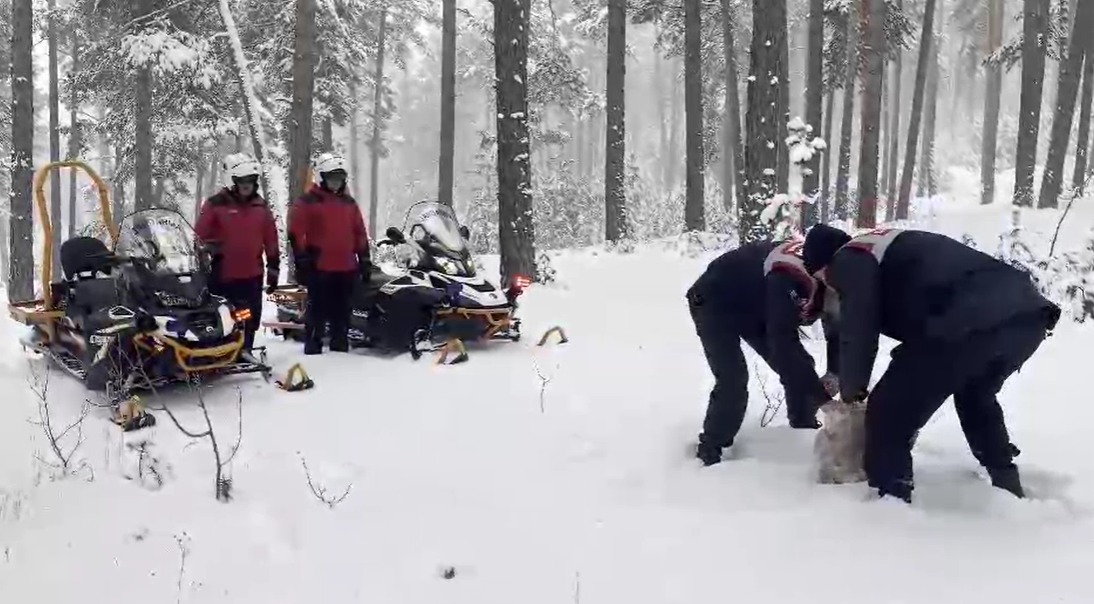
[
  {"left": 288, "top": 153, "right": 371, "bottom": 355},
  {"left": 195, "top": 153, "right": 279, "bottom": 359},
  {"left": 688, "top": 234, "right": 842, "bottom": 466},
  {"left": 802, "top": 224, "right": 1061, "bottom": 503}
]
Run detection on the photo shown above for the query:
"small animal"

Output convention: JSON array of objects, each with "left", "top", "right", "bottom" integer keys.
[{"left": 814, "top": 399, "right": 868, "bottom": 484}]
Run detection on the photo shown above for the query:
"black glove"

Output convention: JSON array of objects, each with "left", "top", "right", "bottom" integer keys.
[
  {"left": 265, "top": 268, "right": 280, "bottom": 294},
  {"left": 841, "top": 388, "right": 868, "bottom": 405},
  {"left": 357, "top": 251, "right": 373, "bottom": 282},
  {"left": 293, "top": 248, "right": 316, "bottom": 287}
]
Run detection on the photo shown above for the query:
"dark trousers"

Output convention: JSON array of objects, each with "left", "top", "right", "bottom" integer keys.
[
  {"left": 211, "top": 277, "right": 263, "bottom": 351},
  {"left": 864, "top": 313, "right": 1050, "bottom": 501},
  {"left": 305, "top": 270, "right": 357, "bottom": 352},
  {"left": 688, "top": 290, "right": 815, "bottom": 448}
]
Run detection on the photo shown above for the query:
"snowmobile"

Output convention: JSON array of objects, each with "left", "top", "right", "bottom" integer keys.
[
  {"left": 265, "top": 200, "right": 561, "bottom": 363},
  {"left": 9, "top": 162, "right": 270, "bottom": 416}
]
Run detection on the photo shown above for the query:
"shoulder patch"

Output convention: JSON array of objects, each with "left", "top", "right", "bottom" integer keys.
[{"left": 843, "top": 227, "right": 904, "bottom": 263}]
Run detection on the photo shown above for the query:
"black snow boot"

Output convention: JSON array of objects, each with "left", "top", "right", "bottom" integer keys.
[
  {"left": 304, "top": 340, "right": 324, "bottom": 355},
  {"left": 696, "top": 441, "right": 725, "bottom": 466},
  {"left": 329, "top": 337, "right": 350, "bottom": 353},
  {"left": 987, "top": 466, "right": 1025, "bottom": 498}
]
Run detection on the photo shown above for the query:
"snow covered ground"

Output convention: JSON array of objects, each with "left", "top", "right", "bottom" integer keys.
[{"left": 2, "top": 180, "right": 1094, "bottom": 602}]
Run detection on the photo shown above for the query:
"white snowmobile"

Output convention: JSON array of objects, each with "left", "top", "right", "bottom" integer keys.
[{"left": 266, "top": 201, "right": 555, "bottom": 363}]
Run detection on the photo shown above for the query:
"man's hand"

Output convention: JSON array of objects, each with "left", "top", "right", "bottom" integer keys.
[
  {"left": 841, "top": 388, "right": 868, "bottom": 405},
  {"left": 821, "top": 372, "right": 840, "bottom": 398}
]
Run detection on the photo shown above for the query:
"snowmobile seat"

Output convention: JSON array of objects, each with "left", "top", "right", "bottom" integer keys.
[
  {"left": 68, "top": 279, "right": 122, "bottom": 320},
  {"left": 61, "top": 236, "right": 114, "bottom": 281}
]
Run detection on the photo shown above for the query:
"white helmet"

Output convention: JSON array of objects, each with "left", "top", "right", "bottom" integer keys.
[
  {"left": 313, "top": 153, "right": 347, "bottom": 179},
  {"left": 222, "top": 153, "right": 261, "bottom": 183}
]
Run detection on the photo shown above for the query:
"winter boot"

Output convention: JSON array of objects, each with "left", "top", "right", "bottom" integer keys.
[
  {"left": 329, "top": 338, "right": 350, "bottom": 353},
  {"left": 304, "top": 340, "right": 324, "bottom": 355},
  {"left": 987, "top": 465, "right": 1025, "bottom": 498},
  {"left": 696, "top": 441, "right": 726, "bottom": 466}
]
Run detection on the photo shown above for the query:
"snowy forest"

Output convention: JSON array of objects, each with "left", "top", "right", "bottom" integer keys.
[{"left": 1, "top": 0, "right": 1090, "bottom": 298}]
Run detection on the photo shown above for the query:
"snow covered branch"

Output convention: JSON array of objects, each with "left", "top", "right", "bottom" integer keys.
[
  {"left": 299, "top": 454, "right": 353, "bottom": 509},
  {"left": 26, "top": 362, "right": 92, "bottom": 480},
  {"left": 153, "top": 383, "right": 243, "bottom": 502}
]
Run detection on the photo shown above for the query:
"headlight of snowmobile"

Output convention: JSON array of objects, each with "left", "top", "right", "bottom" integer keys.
[{"left": 435, "top": 257, "right": 459, "bottom": 275}]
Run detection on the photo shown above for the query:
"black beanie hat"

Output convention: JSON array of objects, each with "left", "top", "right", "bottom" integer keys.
[{"left": 802, "top": 224, "right": 852, "bottom": 274}]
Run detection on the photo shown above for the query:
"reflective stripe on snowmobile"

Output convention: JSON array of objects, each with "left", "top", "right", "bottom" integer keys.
[{"left": 842, "top": 227, "right": 905, "bottom": 263}]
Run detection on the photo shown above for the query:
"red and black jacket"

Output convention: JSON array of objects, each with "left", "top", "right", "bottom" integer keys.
[
  {"left": 287, "top": 184, "right": 369, "bottom": 273},
  {"left": 194, "top": 188, "right": 279, "bottom": 282}
]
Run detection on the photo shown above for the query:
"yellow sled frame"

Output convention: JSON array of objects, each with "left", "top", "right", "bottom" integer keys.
[
  {"left": 8, "top": 160, "right": 244, "bottom": 373},
  {"left": 8, "top": 161, "right": 118, "bottom": 342}
]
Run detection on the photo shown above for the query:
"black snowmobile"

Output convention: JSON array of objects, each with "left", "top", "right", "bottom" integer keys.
[
  {"left": 14, "top": 207, "right": 271, "bottom": 406},
  {"left": 265, "top": 201, "right": 535, "bottom": 363}
]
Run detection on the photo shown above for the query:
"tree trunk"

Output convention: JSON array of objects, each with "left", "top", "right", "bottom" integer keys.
[
  {"left": 821, "top": 87, "right": 837, "bottom": 222},
  {"left": 218, "top": 0, "right": 271, "bottom": 199},
  {"left": 605, "top": 0, "right": 626, "bottom": 241},
  {"left": 880, "top": 56, "right": 890, "bottom": 208},
  {"left": 980, "top": 0, "right": 1004, "bottom": 205},
  {"left": 439, "top": 0, "right": 457, "bottom": 207},
  {"left": 111, "top": 144, "right": 126, "bottom": 230},
  {"left": 683, "top": 0, "right": 705, "bottom": 231},
  {"left": 886, "top": 46, "right": 903, "bottom": 217},
  {"left": 194, "top": 155, "right": 206, "bottom": 222},
  {"left": 918, "top": 19, "right": 941, "bottom": 199},
  {"left": 835, "top": 0, "right": 861, "bottom": 220},
  {"left": 208, "top": 147, "right": 222, "bottom": 195},
  {"left": 1013, "top": 0, "right": 1051, "bottom": 207},
  {"left": 347, "top": 83, "right": 358, "bottom": 181},
  {"left": 668, "top": 57, "right": 682, "bottom": 192},
  {"left": 743, "top": 0, "right": 786, "bottom": 241},
  {"left": 67, "top": 30, "right": 81, "bottom": 238},
  {"left": 324, "top": 117, "right": 334, "bottom": 151},
  {"left": 133, "top": 0, "right": 154, "bottom": 213},
  {"left": 723, "top": 0, "right": 747, "bottom": 214},
  {"left": 9, "top": 0, "right": 35, "bottom": 301},
  {"left": 1037, "top": 0, "right": 1092, "bottom": 209},
  {"left": 1073, "top": 49, "right": 1094, "bottom": 195},
  {"left": 494, "top": 0, "right": 536, "bottom": 285},
  {"left": 655, "top": 45, "right": 668, "bottom": 192},
  {"left": 801, "top": 0, "right": 825, "bottom": 228},
  {"left": 896, "top": 0, "right": 937, "bottom": 220},
  {"left": 369, "top": 6, "right": 387, "bottom": 239},
  {"left": 287, "top": 0, "right": 317, "bottom": 203},
  {"left": 856, "top": 0, "right": 885, "bottom": 228},
  {"left": 48, "top": 0, "right": 62, "bottom": 276},
  {"left": 776, "top": 10, "right": 791, "bottom": 195}
]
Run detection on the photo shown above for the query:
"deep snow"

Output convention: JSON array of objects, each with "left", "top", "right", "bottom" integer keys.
[{"left": 2, "top": 177, "right": 1094, "bottom": 603}]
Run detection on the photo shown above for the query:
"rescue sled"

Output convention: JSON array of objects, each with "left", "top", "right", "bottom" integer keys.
[
  {"left": 264, "top": 201, "right": 566, "bottom": 364},
  {"left": 9, "top": 161, "right": 271, "bottom": 409}
]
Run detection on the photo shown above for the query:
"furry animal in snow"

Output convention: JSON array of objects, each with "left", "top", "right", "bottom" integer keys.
[{"left": 814, "top": 399, "right": 868, "bottom": 484}]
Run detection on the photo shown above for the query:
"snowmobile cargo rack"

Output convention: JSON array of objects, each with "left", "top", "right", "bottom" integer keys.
[{"left": 8, "top": 160, "right": 119, "bottom": 337}]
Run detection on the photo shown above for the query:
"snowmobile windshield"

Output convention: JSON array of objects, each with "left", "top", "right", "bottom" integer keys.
[
  {"left": 406, "top": 202, "right": 469, "bottom": 260},
  {"left": 114, "top": 209, "right": 201, "bottom": 275}
]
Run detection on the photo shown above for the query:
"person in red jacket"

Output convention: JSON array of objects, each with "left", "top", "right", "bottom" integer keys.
[
  {"left": 288, "top": 153, "right": 371, "bottom": 355},
  {"left": 194, "top": 154, "right": 280, "bottom": 355}
]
